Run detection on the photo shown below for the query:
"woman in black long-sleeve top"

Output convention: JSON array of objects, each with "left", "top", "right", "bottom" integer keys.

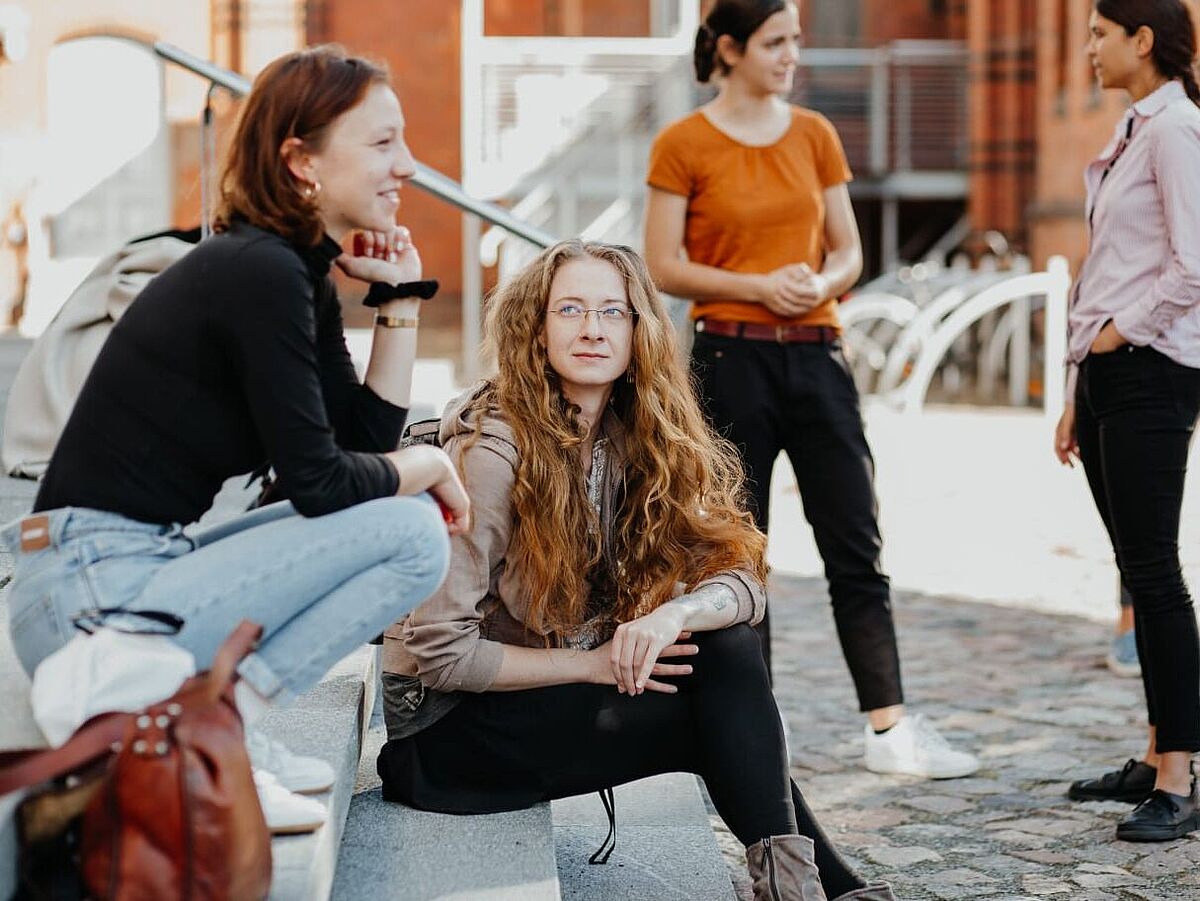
[{"left": 2, "top": 46, "right": 468, "bottom": 785}]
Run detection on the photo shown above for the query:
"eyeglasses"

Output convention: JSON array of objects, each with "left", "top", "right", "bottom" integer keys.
[{"left": 548, "top": 303, "right": 636, "bottom": 325}]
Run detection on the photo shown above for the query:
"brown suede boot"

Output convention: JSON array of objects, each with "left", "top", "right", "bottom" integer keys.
[
  {"left": 745, "top": 835, "right": 829, "bottom": 900},
  {"left": 831, "top": 885, "right": 898, "bottom": 900}
]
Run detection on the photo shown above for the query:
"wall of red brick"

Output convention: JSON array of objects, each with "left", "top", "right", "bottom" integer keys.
[
  {"left": 965, "top": 0, "right": 1038, "bottom": 254},
  {"left": 965, "top": 0, "right": 1137, "bottom": 269},
  {"left": 486, "top": 0, "right": 650, "bottom": 36},
  {"left": 861, "top": 0, "right": 964, "bottom": 43},
  {"left": 1027, "top": 0, "right": 1123, "bottom": 269},
  {"left": 309, "top": 0, "right": 463, "bottom": 329}
]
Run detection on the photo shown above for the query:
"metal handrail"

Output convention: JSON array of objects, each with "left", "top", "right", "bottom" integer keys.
[{"left": 151, "top": 41, "right": 557, "bottom": 250}]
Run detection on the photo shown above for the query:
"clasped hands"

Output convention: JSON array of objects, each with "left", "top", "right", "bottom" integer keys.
[
  {"left": 591, "top": 604, "right": 699, "bottom": 697},
  {"left": 758, "top": 262, "right": 829, "bottom": 318}
]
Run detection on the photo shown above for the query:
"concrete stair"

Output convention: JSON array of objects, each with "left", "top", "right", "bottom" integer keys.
[
  {"left": 331, "top": 699, "right": 561, "bottom": 900},
  {"left": 553, "top": 775, "right": 736, "bottom": 900},
  {"left": 331, "top": 694, "right": 736, "bottom": 901},
  {"left": 263, "top": 645, "right": 378, "bottom": 901}
]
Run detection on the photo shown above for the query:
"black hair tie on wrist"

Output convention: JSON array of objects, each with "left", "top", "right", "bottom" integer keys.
[{"left": 363, "top": 278, "right": 439, "bottom": 307}]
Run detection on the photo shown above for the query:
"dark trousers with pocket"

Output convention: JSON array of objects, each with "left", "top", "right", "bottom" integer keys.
[
  {"left": 378, "top": 624, "right": 864, "bottom": 898},
  {"left": 1075, "top": 345, "right": 1200, "bottom": 753},
  {"left": 690, "top": 329, "right": 904, "bottom": 712}
]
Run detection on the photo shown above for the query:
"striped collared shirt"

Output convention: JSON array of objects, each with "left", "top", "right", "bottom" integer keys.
[{"left": 1066, "top": 79, "right": 1200, "bottom": 399}]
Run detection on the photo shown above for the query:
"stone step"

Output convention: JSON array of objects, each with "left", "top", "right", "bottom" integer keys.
[
  {"left": 331, "top": 694, "right": 736, "bottom": 901},
  {"left": 265, "top": 644, "right": 378, "bottom": 901},
  {"left": 0, "top": 592, "right": 40, "bottom": 899},
  {"left": 0, "top": 477, "right": 51, "bottom": 901},
  {"left": 552, "top": 774, "right": 737, "bottom": 901},
  {"left": 330, "top": 700, "right": 561, "bottom": 901}
]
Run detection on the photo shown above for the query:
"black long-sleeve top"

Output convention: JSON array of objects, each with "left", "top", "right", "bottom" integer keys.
[{"left": 35, "top": 221, "right": 406, "bottom": 524}]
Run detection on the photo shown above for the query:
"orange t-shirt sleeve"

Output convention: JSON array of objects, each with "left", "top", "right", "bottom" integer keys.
[
  {"left": 646, "top": 125, "right": 693, "bottom": 197},
  {"left": 813, "top": 114, "right": 853, "bottom": 188}
]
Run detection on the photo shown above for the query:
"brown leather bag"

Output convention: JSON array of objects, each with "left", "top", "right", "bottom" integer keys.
[{"left": 0, "top": 620, "right": 273, "bottom": 900}]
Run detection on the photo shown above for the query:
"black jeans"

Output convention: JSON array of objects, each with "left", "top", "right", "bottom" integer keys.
[
  {"left": 378, "top": 625, "right": 864, "bottom": 898},
  {"left": 1076, "top": 345, "right": 1200, "bottom": 753},
  {"left": 691, "top": 330, "right": 903, "bottom": 712}
]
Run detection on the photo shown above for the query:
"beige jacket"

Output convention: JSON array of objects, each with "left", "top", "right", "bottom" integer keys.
[
  {"left": 1, "top": 235, "right": 195, "bottom": 477},
  {"left": 382, "top": 385, "right": 766, "bottom": 693}
]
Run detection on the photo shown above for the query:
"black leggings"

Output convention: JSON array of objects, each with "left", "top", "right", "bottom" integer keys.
[
  {"left": 378, "top": 625, "right": 864, "bottom": 897},
  {"left": 1076, "top": 346, "right": 1200, "bottom": 752},
  {"left": 691, "top": 330, "right": 904, "bottom": 710}
]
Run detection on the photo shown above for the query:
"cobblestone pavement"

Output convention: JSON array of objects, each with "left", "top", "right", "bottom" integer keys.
[{"left": 709, "top": 573, "right": 1197, "bottom": 901}]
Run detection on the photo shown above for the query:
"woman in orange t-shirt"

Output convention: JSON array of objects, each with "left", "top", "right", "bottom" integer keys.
[{"left": 644, "top": 0, "right": 978, "bottom": 780}]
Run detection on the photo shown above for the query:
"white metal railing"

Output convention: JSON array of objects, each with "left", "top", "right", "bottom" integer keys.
[
  {"left": 460, "top": 0, "right": 697, "bottom": 201},
  {"left": 151, "top": 41, "right": 557, "bottom": 250},
  {"left": 459, "top": 0, "right": 698, "bottom": 379},
  {"left": 876, "top": 262, "right": 1028, "bottom": 394},
  {"left": 898, "top": 256, "right": 1071, "bottom": 418}
]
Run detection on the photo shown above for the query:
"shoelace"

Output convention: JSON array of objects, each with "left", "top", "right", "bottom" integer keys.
[
  {"left": 1135, "top": 789, "right": 1181, "bottom": 817},
  {"left": 1107, "top": 758, "right": 1141, "bottom": 787}
]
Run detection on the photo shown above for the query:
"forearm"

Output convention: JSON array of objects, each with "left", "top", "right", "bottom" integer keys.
[
  {"left": 652, "top": 255, "right": 766, "bottom": 304},
  {"left": 488, "top": 643, "right": 598, "bottom": 691},
  {"left": 664, "top": 583, "right": 740, "bottom": 632},
  {"left": 817, "top": 244, "right": 863, "bottom": 300},
  {"left": 364, "top": 298, "right": 420, "bottom": 408}
]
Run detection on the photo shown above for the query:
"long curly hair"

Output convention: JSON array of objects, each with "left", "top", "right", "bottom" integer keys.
[{"left": 462, "top": 240, "right": 767, "bottom": 637}]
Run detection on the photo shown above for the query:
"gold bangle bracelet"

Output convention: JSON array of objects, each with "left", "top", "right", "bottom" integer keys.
[{"left": 375, "top": 315, "right": 419, "bottom": 329}]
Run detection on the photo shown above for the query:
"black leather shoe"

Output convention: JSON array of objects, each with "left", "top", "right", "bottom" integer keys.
[
  {"left": 1068, "top": 759, "right": 1156, "bottom": 803},
  {"left": 1116, "top": 784, "right": 1200, "bottom": 842}
]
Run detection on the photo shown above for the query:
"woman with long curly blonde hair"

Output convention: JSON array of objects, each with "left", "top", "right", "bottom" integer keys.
[{"left": 377, "top": 241, "right": 891, "bottom": 900}]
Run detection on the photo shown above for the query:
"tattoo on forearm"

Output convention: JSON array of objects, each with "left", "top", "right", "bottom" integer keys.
[{"left": 691, "top": 583, "right": 733, "bottom": 612}]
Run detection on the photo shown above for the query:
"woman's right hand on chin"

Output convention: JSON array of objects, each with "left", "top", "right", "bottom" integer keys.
[
  {"left": 336, "top": 225, "right": 423, "bottom": 286},
  {"left": 388, "top": 444, "right": 470, "bottom": 535},
  {"left": 1054, "top": 405, "right": 1079, "bottom": 468}
]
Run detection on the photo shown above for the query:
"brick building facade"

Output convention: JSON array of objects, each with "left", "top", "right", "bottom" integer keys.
[{"left": 0, "top": 1, "right": 1162, "bottom": 338}]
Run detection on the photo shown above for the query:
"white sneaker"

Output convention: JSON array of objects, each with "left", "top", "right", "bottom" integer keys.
[
  {"left": 863, "top": 714, "right": 980, "bottom": 779},
  {"left": 254, "top": 770, "right": 327, "bottom": 835},
  {"left": 246, "top": 729, "right": 335, "bottom": 795}
]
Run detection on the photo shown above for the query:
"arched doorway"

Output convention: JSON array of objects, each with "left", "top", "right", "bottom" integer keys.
[{"left": 22, "top": 35, "right": 169, "bottom": 334}]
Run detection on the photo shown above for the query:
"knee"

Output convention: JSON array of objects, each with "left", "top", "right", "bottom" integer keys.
[
  {"left": 694, "top": 624, "right": 769, "bottom": 681},
  {"left": 358, "top": 495, "right": 451, "bottom": 594},
  {"left": 1122, "top": 556, "right": 1191, "bottom": 614}
]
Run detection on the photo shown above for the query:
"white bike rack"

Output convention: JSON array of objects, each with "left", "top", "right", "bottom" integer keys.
[{"left": 899, "top": 255, "right": 1071, "bottom": 419}]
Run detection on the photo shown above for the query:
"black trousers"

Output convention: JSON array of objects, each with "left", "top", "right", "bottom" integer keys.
[
  {"left": 691, "top": 330, "right": 904, "bottom": 712},
  {"left": 378, "top": 625, "right": 863, "bottom": 897},
  {"left": 1075, "top": 345, "right": 1200, "bottom": 753}
]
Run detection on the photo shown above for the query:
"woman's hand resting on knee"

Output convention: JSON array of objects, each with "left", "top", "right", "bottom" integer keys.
[
  {"left": 386, "top": 444, "right": 470, "bottom": 535},
  {"left": 597, "top": 606, "right": 700, "bottom": 696}
]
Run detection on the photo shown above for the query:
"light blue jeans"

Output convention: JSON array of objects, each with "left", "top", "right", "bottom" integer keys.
[{"left": 1, "top": 496, "right": 449, "bottom": 705}]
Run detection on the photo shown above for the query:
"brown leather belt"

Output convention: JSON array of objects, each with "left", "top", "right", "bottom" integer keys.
[{"left": 695, "top": 319, "right": 839, "bottom": 344}]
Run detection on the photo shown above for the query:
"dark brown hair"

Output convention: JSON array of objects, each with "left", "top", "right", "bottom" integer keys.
[
  {"left": 215, "top": 45, "right": 390, "bottom": 246},
  {"left": 694, "top": 0, "right": 790, "bottom": 83},
  {"left": 1095, "top": 0, "right": 1200, "bottom": 106}
]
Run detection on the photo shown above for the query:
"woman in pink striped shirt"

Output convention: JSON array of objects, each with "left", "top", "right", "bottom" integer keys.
[{"left": 1055, "top": 0, "right": 1200, "bottom": 843}]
